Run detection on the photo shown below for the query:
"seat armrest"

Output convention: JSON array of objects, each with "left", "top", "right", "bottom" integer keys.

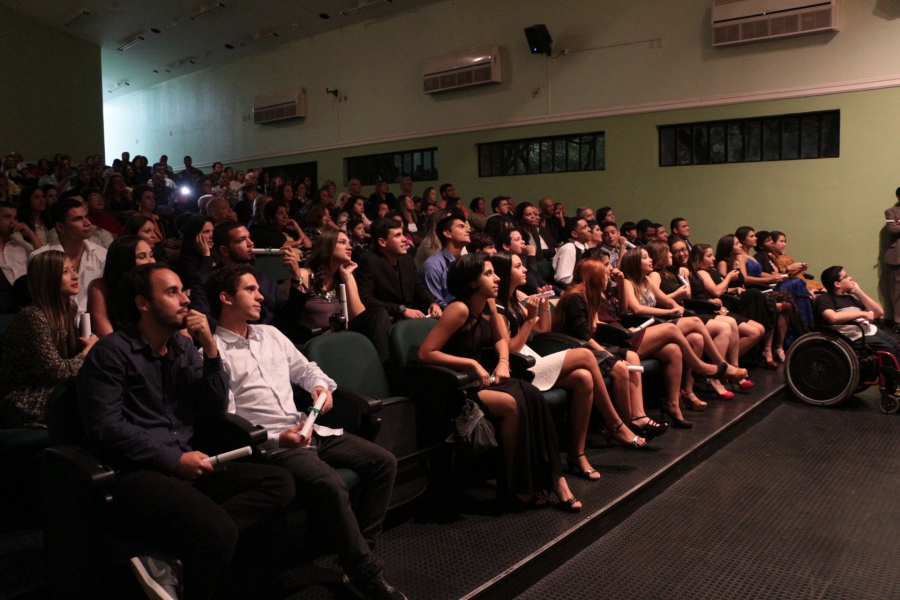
[
  {"left": 593, "top": 324, "right": 633, "bottom": 346},
  {"left": 43, "top": 445, "right": 116, "bottom": 489},
  {"left": 620, "top": 314, "right": 652, "bottom": 329},
  {"left": 803, "top": 273, "right": 814, "bottom": 280},
  {"left": 333, "top": 386, "right": 382, "bottom": 415},
  {"left": 531, "top": 332, "right": 588, "bottom": 348},
  {"left": 720, "top": 293, "right": 741, "bottom": 312},
  {"left": 684, "top": 299, "right": 721, "bottom": 314},
  {"left": 192, "top": 413, "right": 267, "bottom": 455},
  {"left": 403, "top": 363, "right": 476, "bottom": 388}
]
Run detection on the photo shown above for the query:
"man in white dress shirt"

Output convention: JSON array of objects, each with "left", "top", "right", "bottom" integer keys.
[
  {"left": 0, "top": 200, "right": 41, "bottom": 286},
  {"left": 551, "top": 217, "right": 591, "bottom": 287},
  {"left": 208, "top": 264, "right": 405, "bottom": 600},
  {"left": 30, "top": 198, "right": 106, "bottom": 313}
]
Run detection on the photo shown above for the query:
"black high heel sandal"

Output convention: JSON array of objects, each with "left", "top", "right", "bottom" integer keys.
[
  {"left": 566, "top": 453, "right": 600, "bottom": 481},
  {"left": 603, "top": 421, "right": 646, "bottom": 448},
  {"left": 628, "top": 415, "right": 669, "bottom": 439},
  {"left": 660, "top": 406, "right": 693, "bottom": 429}
]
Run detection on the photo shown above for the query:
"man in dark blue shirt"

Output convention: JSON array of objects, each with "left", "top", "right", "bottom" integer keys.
[{"left": 78, "top": 263, "right": 295, "bottom": 600}]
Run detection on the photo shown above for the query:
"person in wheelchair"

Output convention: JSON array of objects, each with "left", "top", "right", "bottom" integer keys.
[{"left": 815, "top": 266, "right": 900, "bottom": 361}]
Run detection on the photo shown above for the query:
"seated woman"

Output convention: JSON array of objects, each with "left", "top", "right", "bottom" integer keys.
[
  {"left": 650, "top": 241, "right": 757, "bottom": 398},
  {"left": 397, "top": 194, "right": 422, "bottom": 240},
  {"left": 468, "top": 197, "right": 488, "bottom": 232},
  {"left": 756, "top": 230, "right": 821, "bottom": 324},
  {"left": 124, "top": 215, "right": 168, "bottom": 263},
  {"left": 296, "top": 228, "right": 391, "bottom": 363},
  {"left": 414, "top": 209, "right": 451, "bottom": 270},
  {"left": 345, "top": 196, "right": 372, "bottom": 232},
  {"left": 248, "top": 194, "right": 272, "bottom": 230},
  {"left": 249, "top": 201, "right": 312, "bottom": 251},
  {"left": 173, "top": 215, "right": 215, "bottom": 290},
  {"left": 727, "top": 229, "right": 806, "bottom": 364},
  {"left": 492, "top": 252, "right": 653, "bottom": 479},
  {"left": 554, "top": 257, "right": 744, "bottom": 429},
  {"left": 0, "top": 251, "right": 97, "bottom": 427},
  {"left": 673, "top": 241, "right": 765, "bottom": 362},
  {"left": 133, "top": 184, "right": 179, "bottom": 260},
  {"left": 86, "top": 235, "right": 156, "bottom": 337},
  {"left": 621, "top": 247, "right": 748, "bottom": 407},
  {"left": 419, "top": 252, "right": 582, "bottom": 510},
  {"left": 303, "top": 204, "right": 337, "bottom": 245},
  {"left": 514, "top": 202, "right": 556, "bottom": 261}
]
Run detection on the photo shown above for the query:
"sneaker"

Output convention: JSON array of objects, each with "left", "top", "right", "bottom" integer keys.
[
  {"left": 343, "top": 571, "right": 408, "bottom": 600},
  {"left": 130, "top": 555, "right": 183, "bottom": 600}
]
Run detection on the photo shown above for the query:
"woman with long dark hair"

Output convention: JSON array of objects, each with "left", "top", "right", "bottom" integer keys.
[
  {"left": 419, "top": 252, "right": 582, "bottom": 510},
  {"left": 16, "top": 186, "right": 52, "bottom": 245},
  {"left": 87, "top": 235, "right": 156, "bottom": 337},
  {"left": 514, "top": 202, "right": 556, "bottom": 261},
  {"left": 297, "top": 229, "right": 391, "bottom": 361},
  {"left": 124, "top": 215, "right": 168, "bottom": 263},
  {"left": 173, "top": 216, "right": 215, "bottom": 290},
  {"left": 303, "top": 204, "right": 337, "bottom": 245},
  {"left": 0, "top": 251, "right": 96, "bottom": 427}
]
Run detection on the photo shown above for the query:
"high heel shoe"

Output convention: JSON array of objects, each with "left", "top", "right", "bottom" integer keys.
[
  {"left": 557, "top": 494, "right": 582, "bottom": 513},
  {"left": 774, "top": 348, "right": 786, "bottom": 363},
  {"left": 603, "top": 421, "right": 646, "bottom": 448},
  {"left": 761, "top": 348, "right": 778, "bottom": 370},
  {"left": 680, "top": 390, "right": 708, "bottom": 411},
  {"left": 738, "top": 379, "right": 755, "bottom": 390},
  {"left": 629, "top": 414, "right": 669, "bottom": 439},
  {"left": 566, "top": 453, "right": 600, "bottom": 481},
  {"left": 721, "top": 364, "right": 749, "bottom": 383},
  {"left": 660, "top": 406, "right": 693, "bottom": 429}
]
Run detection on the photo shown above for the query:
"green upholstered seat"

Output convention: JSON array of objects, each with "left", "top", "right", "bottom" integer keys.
[
  {"left": 252, "top": 254, "right": 289, "bottom": 283},
  {"left": 304, "top": 331, "right": 392, "bottom": 399},
  {"left": 389, "top": 318, "right": 438, "bottom": 371},
  {"left": 536, "top": 261, "right": 554, "bottom": 283}
]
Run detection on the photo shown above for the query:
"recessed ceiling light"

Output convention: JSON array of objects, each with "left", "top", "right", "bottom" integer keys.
[
  {"left": 224, "top": 43, "right": 234, "bottom": 49},
  {"left": 151, "top": 28, "right": 161, "bottom": 33},
  {"left": 319, "top": 13, "right": 330, "bottom": 19}
]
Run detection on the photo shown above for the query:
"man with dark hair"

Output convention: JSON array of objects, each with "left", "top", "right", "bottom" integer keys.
[
  {"left": 635, "top": 219, "right": 655, "bottom": 246},
  {"left": 551, "top": 218, "right": 591, "bottom": 287},
  {"left": 209, "top": 265, "right": 405, "bottom": 600},
  {"left": 30, "top": 198, "right": 106, "bottom": 313},
  {"left": 234, "top": 184, "right": 259, "bottom": 224},
  {"left": 419, "top": 215, "right": 469, "bottom": 308},
  {"left": 466, "top": 232, "right": 496, "bottom": 256},
  {"left": 189, "top": 222, "right": 306, "bottom": 337},
  {"left": 486, "top": 196, "right": 513, "bottom": 226},
  {"left": 652, "top": 223, "right": 668, "bottom": 243},
  {"left": 177, "top": 155, "right": 201, "bottom": 182},
  {"left": 438, "top": 183, "right": 468, "bottom": 217},
  {"left": 357, "top": 218, "right": 441, "bottom": 320},
  {"left": 497, "top": 227, "right": 559, "bottom": 296},
  {"left": 598, "top": 221, "right": 628, "bottom": 268},
  {"left": 816, "top": 265, "right": 900, "bottom": 361},
  {"left": 670, "top": 218, "right": 692, "bottom": 250},
  {"left": 80, "top": 263, "right": 294, "bottom": 600},
  {"left": 597, "top": 206, "right": 614, "bottom": 223},
  {"left": 620, "top": 221, "right": 638, "bottom": 245},
  {"left": 0, "top": 200, "right": 41, "bottom": 286}
]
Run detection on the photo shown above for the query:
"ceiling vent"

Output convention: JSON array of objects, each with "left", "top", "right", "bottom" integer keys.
[
  {"left": 253, "top": 88, "right": 306, "bottom": 124},
  {"left": 423, "top": 45, "right": 502, "bottom": 94},
  {"left": 712, "top": 0, "right": 839, "bottom": 47}
]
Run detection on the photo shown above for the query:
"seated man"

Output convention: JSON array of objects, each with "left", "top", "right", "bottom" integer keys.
[
  {"left": 670, "top": 217, "right": 693, "bottom": 250},
  {"left": 208, "top": 265, "right": 405, "bottom": 600},
  {"left": 551, "top": 217, "right": 591, "bottom": 287},
  {"left": 78, "top": 263, "right": 294, "bottom": 600},
  {"left": 635, "top": 219, "right": 655, "bottom": 247},
  {"left": 357, "top": 218, "right": 441, "bottom": 321},
  {"left": 190, "top": 221, "right": 306, "bottom": 339},
  {"left": 485, "top": 196, "right": 514, "bottom": 226},
  {"left": 497, "top": 227, "right": 559, "bottom": 296},
  {"left": 419, "top": 215, "right": 469, "bottom": 309},
  {"left": 652, "top": 223, "right": 668, "bottom": 243},
  {"left": 598, "top": 220, "right": 629, "bottom": 268},
  {"left": 0, "top": 200, "right": 41, "bottom": 287},
  {"left": 466, "top": 232, "right": 496, "bottom": 256},
  {"left": 816, "top": 265, "right": 900, "bottom": 361}
]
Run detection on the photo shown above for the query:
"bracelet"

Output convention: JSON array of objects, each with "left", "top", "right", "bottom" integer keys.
[{"left": 498, "top": 357, "right": 509, "bottom": 363}]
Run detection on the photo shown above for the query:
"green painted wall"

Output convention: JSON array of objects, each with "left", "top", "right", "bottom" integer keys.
[
  {"left": 0, "top": 9, "right": 104, "bottom": 161},
  {"left": 238, "top": 86, "right": 899, "bottom": 298}
]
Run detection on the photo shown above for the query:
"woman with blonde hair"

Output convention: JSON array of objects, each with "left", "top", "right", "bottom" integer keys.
[
  {"left": 249, "top": 194, "right": 273, "bottom": 229},
  {"left": 0, "top": 251, "right": 97, "bottom": 427}
]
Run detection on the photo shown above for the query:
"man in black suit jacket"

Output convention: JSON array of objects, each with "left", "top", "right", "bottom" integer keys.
[{"left": 357, "top": 218, "right": 441, "bottom": 320}]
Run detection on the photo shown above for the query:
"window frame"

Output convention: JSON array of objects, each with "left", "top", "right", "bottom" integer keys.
[{"left": 477, "top": 131, "right": 605, "bottom": 178}]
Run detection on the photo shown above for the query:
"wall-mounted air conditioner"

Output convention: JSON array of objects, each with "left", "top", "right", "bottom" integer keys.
[
  {"left": 712, "top": 0, "right": 839, "bottom": 48},
  {"left": 253, "top": 88, "right": 306, "bottom": 124},
  {"left": 423, "top": 45, "right": 502, "bottom": 94}
]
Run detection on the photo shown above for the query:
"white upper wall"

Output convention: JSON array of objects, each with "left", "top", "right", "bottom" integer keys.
[{"left": 104, "top": 0, "right": 900, "bottom": 166}]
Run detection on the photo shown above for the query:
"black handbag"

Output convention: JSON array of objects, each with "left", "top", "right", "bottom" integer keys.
[{"left": 446, "top": 398, "right": 498, "bottom": 456}]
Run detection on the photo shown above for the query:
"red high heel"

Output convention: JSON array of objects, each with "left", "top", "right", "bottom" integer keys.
[
  {"left": 738, "top": 379, "right": 755, "bottom": 390},
  {"left": 761, "top": 348, "right": 778, "bottom": 370},
  {"left": 716, "top": 389, "right": 735, "bottom": 400}
]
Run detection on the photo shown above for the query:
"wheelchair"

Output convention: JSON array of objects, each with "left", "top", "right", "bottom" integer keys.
[{"left": 785, "top": 321, "right": 900, "bottom": 413}]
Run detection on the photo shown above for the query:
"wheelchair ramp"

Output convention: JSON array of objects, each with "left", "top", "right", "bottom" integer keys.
[{"left": 277, "top": 367, "right": 786, "bottom": 600}]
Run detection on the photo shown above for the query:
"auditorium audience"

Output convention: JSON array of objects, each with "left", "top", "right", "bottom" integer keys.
[
  {"left": 357, "top": 218, "right": 440, "bottom": 320},
  {"left": 134, "top": 184, "right": 179, "bottom": 255},
  {"left": 420, "top": 214, "right": 470, "bottom": 309},
  {"left": 0, "top": 250, "right": 96, "bottom": 427},
  {"left": 757, "top": 230, "right": 823, "bottom": 293},
  {"left": 249, "top": 201, "right": 311, "bottom": 250},
  {"left": 496, "top": 228, "right": 558, "bottom": 296},
  {"left": 124, "top": 215, "right": 168, "bottom": 264},
  {"left": 87, "top": 235, "right": 155, "bottom": 337},
  {"left": 369, "top": 180, "right": 397, "bottom": 212},
  {"left": 418, "top": 252, "right": 582, "bottom": 510}
]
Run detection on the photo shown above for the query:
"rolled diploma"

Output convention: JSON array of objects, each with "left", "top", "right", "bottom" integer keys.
[
  {"left": 634, "top": 318, "right": 655, "bottom": 332},
  {"left": 339, "top": 283, "right": 349, "bottom": 323},
  {"left": 627, "top": 365, "right": 644, "bottom": 373},
  {"left": 299, "top": 392, "right": 328, "bottom": 439},
  {"left": 535, "top": 291, "right": 554, "bottom": 299},
  {"left": 251, "top": 248, "right": 284, "bottom": 255},
  {"left": 80, "top": 313, "right": 92, "bottom": 338},
  {"left": 203, "top": 446, "right": 252, "bottom": 465}
]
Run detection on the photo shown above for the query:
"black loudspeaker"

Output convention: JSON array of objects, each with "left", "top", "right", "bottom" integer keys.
[{"left": 524, "top": 24, "right": 552, "bottom": 56}]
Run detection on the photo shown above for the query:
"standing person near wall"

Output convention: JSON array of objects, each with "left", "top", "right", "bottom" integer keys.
[{"left": 884, "top": 187, "right": 900, "bottom": 332}]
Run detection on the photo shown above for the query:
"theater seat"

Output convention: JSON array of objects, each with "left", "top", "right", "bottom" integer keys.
[
  {"left": 252, "top": 253, "right": 290, "bottom": 283},
  {"left": 302, "top": 331, "right": 425, "bottom": 507}
]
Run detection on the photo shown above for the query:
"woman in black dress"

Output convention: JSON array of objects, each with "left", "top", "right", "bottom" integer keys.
[{"left": 418, "top": 252, "right": 581, "bottom": 511}]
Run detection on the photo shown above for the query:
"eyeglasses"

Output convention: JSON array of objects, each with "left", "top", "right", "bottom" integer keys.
[
  {"left": 673, "top": 248, "right": 689, "bottom": 254},
  {"left": 838, "top": 275, "right": 849, "bottom": 282}
]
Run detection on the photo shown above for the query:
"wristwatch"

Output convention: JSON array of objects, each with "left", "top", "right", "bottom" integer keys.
[{"left": 398, "top": 305, "right": 408, "bottom": 315}]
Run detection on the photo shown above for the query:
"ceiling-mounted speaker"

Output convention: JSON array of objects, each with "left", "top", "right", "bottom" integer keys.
[{"left": 524, "top": 24, "right": 552, "bottom": 56}]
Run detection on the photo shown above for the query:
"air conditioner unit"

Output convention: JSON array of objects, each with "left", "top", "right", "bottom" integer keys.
[
  {"left": 712, "top": 0, "right": 839, "bottom": 48},
  {"left": 423, "top": 45, "right": 502, "bottom": 94},
  {"left": 253, "top": 88, "right": 306, "bottom": 124}
]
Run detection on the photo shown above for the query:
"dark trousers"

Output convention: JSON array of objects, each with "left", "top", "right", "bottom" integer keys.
[
  {"left": 265, "top": 433, "right": 397, "bottom": 580},
  {"left": 349, "top": 306, "right": 392, "bottom": 364},
  {"left": 860, "top": 328, "right": 900, "bottom": 363},
  {"left": 113, "top": 462, "right": 295, "bottom": 600}
]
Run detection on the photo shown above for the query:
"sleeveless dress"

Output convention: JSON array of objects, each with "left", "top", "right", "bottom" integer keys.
[
  {"left": 441, "top": 302, "right": 563, "bottom": 495},
  {"left": 688, "top": 273, "right": 749, "bottom": 324},
  {"left": 659, "top": 273, "right": 713, "bottom": 324},
  {"left": 745, "top": 255, "right": 809, "bottom": 333},
  {"left": 706, "top": 268, "right": 775, "bottom": 331},
  {"left": 496, "top": 304, "right": 567, "bottom": 391}
]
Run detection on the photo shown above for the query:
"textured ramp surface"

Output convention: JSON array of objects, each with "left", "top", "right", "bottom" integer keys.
[{"left": 515, "top": 396, "right": 900, "bottom": 600}]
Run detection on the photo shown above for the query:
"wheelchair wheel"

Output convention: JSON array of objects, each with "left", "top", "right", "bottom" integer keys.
[
  {"left": 786, "top": 332, "right": 859, "bottom": 406},
  {"left": 880, "top": 393, "right": 900, "bottom": 414}
]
